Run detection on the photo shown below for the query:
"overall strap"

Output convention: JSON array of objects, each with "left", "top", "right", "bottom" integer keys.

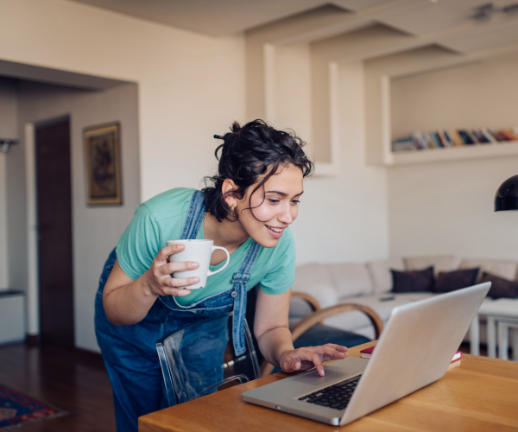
[
  {"left": 180, "top": 190, "right": 206, "bottom": 240},
  {"left": 231, "top": 240, "right": 261, "bottom": 356},
  {"left": 158, "top": 190, "right": 206, "bottom": 308}
]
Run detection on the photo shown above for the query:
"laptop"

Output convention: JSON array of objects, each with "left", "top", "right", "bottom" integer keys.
[{"left": 242, "top": 282, "right": 490, "bottom": 426}]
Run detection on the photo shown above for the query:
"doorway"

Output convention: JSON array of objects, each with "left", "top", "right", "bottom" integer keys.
[{"left": 35, "top": 118, "right": 75, "bottom": 348}]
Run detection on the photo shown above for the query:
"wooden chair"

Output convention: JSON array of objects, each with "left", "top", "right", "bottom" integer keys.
[{"left": 260, "top": 293, "right": 384, "bottom": 376}]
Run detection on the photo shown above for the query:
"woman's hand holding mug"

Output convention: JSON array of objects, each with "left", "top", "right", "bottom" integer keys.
[
  {"left": 145, "top": 240, "right": 231, "bottom": 297},
  {"left": 145, "top": 243, "right": 201, "bottom": 297}
]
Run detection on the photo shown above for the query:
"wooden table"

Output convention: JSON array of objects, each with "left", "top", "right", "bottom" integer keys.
[{"left": 139, "top": 341, "right": 518, "bottom": 431}]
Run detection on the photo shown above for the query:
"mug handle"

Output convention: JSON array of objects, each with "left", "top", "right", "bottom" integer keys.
[{"left": 207, "top": 246, "right": 230, "bottom": 276}]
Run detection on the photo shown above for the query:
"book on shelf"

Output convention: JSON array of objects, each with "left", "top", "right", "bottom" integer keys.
[
  {"left": 450, "top": 130, "right": 464, "bottom": 146},
  {"left": 472, "top": 130, "right": 490, "bottom": 144},
  {"left": 441, "top": 131, "right": 453, "bottom": 147},
  {"left": 392, "top": 126, "right": 518, "bottom": 152},
  {"left": 360, "top": 346, "right": 463, "bottom": 363},
  {"left": 430, "top": 132, "right": 444, "bottom": 148},
  {"left": 391, "top": 138, "right": 416, "bottom": 152},
  {"left": 480, "top": 128, "right": 497, "bottom": 143},
  {"left": 458, "top": 130, "right": 474, "bottom": 145},
  {"left": 504, "top": 128, "right": 518, "bottom": 140}
]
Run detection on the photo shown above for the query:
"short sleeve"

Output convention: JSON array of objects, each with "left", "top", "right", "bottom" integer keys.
[
  {"left": 116, "top": 204, "right": 161, "bottom": 280},
  {"left": 259, "top": 228, "right": 296, "bottom": 295}
]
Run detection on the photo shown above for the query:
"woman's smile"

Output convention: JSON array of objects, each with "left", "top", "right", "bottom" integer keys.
[{"left": 265, "top": 224, "right": 285, "bottom": 239}]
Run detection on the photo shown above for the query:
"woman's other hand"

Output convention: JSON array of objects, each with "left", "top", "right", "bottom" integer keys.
[
  {"left": 145, "top": 244, "right": 200, "bottom": 297},
  {"left": 279, "top": 344, "right": 348, "bottom": 377}
]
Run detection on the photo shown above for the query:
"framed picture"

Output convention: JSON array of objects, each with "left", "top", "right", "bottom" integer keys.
[{"left": 84, "top": 122, "right": 122, "bottom": 206}]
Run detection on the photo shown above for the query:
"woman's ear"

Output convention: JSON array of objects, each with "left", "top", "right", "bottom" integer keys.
[{"left": 221, "top": 179, "right": 238, "bottom": 208}]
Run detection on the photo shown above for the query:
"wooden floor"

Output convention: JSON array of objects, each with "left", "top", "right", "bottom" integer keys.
[{"left": 0, "top": 343, "right": 116, "bottom": 432}]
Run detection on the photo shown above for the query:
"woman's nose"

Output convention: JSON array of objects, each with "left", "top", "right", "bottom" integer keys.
[{"left": 278, "top": 203, "right": 294, "bottom": 224}]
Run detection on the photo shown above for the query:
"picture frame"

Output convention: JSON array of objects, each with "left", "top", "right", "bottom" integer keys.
[{"left": 83, "top": 122, "right": 122, "bottom": 206}]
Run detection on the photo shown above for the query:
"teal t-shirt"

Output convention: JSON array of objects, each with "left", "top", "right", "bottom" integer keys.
[{"left": 116, "top": 188, "right": 296, "bottom": 305}]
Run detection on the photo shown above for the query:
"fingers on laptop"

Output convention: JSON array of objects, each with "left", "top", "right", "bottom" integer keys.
[
  {"left": 310, "top": 345, "right": 348, "bottom": 361},
  {"left": 282, "top": 345, "right": 348, "bottom": 376}
]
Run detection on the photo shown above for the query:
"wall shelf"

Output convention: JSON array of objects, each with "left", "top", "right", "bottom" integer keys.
[
  {"left": 365, "top": 46, "right": 518, "bottom": 167},
  {"left": 388, "top": 141, "right": 518, "bottom": 166}
]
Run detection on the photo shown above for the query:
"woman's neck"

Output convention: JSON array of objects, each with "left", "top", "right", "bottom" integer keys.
[{"left": 203, "top": 212, "right": 249, "bottom": 254}]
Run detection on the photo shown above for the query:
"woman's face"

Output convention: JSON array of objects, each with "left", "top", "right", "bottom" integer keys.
[{"left": 235, "top": 164, "right": 304, "bottom": 248}]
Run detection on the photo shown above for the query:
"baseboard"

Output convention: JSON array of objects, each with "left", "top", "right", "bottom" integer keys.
[
  {"left": 25, "top": 334, "right": 39, "bottom": 346},
  {"left": 0, "top": 338, "right": 25, "bottom": 347}
]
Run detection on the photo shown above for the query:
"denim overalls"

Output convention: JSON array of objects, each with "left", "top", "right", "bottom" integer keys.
[{"left": 95, "top": 191, "right": 261, "bottom": 432}]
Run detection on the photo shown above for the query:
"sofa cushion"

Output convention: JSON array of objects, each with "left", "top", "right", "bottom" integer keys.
[
  {"left": 459, "top": 259, "right": 518, "bottom": 282},
  {"left": 434, "top": 268, "right": 480, "bottom": 293},
  {"left": 405, "top": 255, "right": 461, "bottom": 276},
  {"left": 480, "top": 272, "right": 518, "bottom": 299},
  {"left": 391, "top": 267, "right": 435, "bottom": 293},
  {"left": 367, "top": 257, "right": 405, "bottom": 294},
  {"left": 291, "top": 263, "right": 338, "bottom": 311},
  {"left": 326, "top": 263, "right": 374, "bottom": 300}
]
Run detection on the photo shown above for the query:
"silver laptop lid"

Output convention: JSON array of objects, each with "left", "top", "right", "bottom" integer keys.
[{"left": 341, "top": 282, "right": 490, "bottom": 426}]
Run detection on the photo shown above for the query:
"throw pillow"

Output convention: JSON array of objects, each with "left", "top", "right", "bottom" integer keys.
[
  {"left": 434, "top": 268, "right": 480, "bottom": 294},
  {"left": 480, "top": 272, "right": 518, "bottom": 299},
  {"left": 391, "top": 266, "right": 434, "bottom": 293}
]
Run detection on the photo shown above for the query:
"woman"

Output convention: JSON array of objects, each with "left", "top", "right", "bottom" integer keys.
[{"left": 95, "top": 120, "right": 348, "bottom": 431}]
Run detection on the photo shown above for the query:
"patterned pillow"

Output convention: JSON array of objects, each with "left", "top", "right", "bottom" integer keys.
[
  {"left": 480, "top": 272, "right": 518, "bottom": 299},
  {"left": 391, "top": 266, "right": 434, "bottom": 293},
  {"left": 433, "top": 268, "right": 480, "bottom": 294}
]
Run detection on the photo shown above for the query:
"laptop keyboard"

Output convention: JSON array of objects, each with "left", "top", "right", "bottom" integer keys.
[{"left": 297, "top": 376, "right": 361, "bottom": 411}]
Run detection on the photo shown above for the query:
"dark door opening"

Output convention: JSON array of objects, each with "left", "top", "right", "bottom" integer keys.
[{"left": 35, "top": 118, "right": 75, "bottom": 349}]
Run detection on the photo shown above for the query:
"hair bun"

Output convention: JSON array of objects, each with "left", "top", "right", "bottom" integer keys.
[{"left": 230, "top": 121, "right": 241, "bottom": 134}]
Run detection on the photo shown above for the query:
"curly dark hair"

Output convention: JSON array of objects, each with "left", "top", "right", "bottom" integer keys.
[{"left": 202, "top": 119, "right": 314, "bottom": 222}]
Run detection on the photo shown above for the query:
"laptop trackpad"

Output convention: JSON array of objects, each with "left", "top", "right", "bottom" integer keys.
[
  {"left": 292, "top": 357, "right": 368, "bottom": 386},
  {"left": 293, "top": 368, "right": 348, "bottom": 385}
]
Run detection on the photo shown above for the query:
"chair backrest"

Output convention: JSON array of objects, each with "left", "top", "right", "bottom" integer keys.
[{"left": 156, "top": 312, "right": 260, "bottom": 406}]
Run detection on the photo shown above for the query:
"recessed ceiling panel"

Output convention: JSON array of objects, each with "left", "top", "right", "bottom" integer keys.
[
  {"left": 333, "top": 0, "right": 409, "bottom": 12},
  {"left": 68, "top": 0, "right": 336, "bottom": 36},
  {"left": 442, "top": 21, "right": 518, "bottom": 54},
  {"left": 379, "top": 0, "right": 489, "bottom": 36}
]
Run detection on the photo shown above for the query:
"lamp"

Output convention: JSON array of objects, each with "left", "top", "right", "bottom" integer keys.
[{"left": 495, "top": 175, "right": 518, "bottom": 211}]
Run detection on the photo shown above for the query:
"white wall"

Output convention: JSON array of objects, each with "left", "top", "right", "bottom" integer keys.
[
  {"left": 0, "top": 0, "right": 246, "bottom": 350},
  {"left": 11, "top": 81, "right": 141, "bottom": 350},
  {"left": 388, "top": 53, "right": 518, "bottom": 261},
  {"left": 290, "top": 62, "right": 389, "bottom": 264},
  {"left": 262, "top": 41, "right": 389, "bottom": 264},
  {"left": 0, "top": 77, "right": 17, "bottom": 290},
  {"left": 391, "top": 53, "right": 518, "bottom": 139},
  {"left": 0, "top": 0, "right": 246, "bottom": 201}
]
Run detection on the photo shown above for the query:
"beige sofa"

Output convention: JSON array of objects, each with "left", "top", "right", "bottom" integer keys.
[{"left": 289, "top": 255, "right": 518, "bottom": 344}]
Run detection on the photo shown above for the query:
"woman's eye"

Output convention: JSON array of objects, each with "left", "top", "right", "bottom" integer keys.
[
  {"left": 291, "top": 200, "right": 300, "bottom": 205},
  {"left": 267, "top": 199, "right": 280, "bottom": 204}
]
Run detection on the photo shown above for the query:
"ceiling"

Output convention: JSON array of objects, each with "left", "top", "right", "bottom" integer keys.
[
  {"left": 66, "top": 0, "right": 518, "bottom": 56},
  {"left": 66, "top": 0, "right": 418, "bottom": 36}
]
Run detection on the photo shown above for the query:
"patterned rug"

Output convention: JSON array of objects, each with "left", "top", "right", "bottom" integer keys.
[{"left": 0, "top": 384, "right": 66, "bottom": 429}]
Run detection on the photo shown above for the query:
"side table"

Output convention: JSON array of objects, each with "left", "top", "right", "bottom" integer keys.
[
  {"left": 470, "top": 299, "right": 518, "bottom": 358},
  {"left": 498, "top": 319, "right": 518, "bottom": 361}
]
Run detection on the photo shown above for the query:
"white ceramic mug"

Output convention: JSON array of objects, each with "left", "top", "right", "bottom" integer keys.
[{"left": 166, "top": 239, "right": 230, "bottom": 289}]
